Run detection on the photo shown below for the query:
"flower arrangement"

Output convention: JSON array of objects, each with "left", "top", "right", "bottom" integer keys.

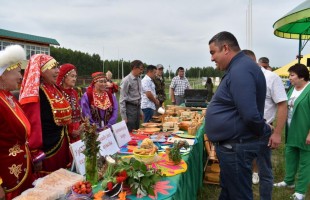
[{"left": 81, "top": 117, "right": 100, "bottom": 185}]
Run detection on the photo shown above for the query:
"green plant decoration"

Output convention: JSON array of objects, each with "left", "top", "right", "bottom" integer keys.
[
  {"left": 167, "top": 140, "right": 190, "bottom": 164},
  {"left": 81, "top": 117, "right": 100, "bottom": 185}
]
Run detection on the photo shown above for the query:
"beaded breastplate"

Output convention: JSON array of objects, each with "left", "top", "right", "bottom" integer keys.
[{"left": 40, "top": 84, "right": 72, "bottom": 126}]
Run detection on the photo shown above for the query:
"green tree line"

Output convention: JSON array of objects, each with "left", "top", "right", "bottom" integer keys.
[
  {"left": 51, "top": 46, "right": 225, "bottom": 79},
  {"left": 50, "top": 46, "right": 136, "bottom": 78}
]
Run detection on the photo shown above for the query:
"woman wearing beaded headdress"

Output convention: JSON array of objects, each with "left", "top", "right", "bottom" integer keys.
[
  {"left": 19, "top": 54, "right": 72, "bottom": 177},
  {"left": 81, "top": 72, "right": 118, "bottom": 131},
  {"left": 0, "top": 45, "right": 34, "bottom": 200},
  {"left": 56, "top": 63, "right": 83, "bottom": 143}
]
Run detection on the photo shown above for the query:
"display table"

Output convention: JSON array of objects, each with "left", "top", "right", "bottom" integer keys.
[{"left": 93, "top": 123, "right": 205, "bottom": 200}]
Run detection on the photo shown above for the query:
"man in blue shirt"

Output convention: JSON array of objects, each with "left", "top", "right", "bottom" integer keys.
[{"left": 205, "top": 31, "right": 272, "bottom": 200}]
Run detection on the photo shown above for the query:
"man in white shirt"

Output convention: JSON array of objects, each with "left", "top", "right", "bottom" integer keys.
[
  {"left": 141, "top": 65, "right": 159, "bottom": 122},
  {"left": 243, "top": 51, "right": 288, "bottom": 200}
]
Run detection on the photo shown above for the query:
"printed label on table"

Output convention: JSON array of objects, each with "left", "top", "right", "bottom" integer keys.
[
  {"left": 98, "top": 128, "right": 120, "bottom": 156},
  {"left": 69, "top": 140, "right": 86, "bottom": 175},
  {"left": 111, "top": 120, "right": 131, "bottom": 147}
]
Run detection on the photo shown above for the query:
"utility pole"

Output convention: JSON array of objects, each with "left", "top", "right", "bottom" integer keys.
[
  {"left": 121, "top": 58, "right": 124, "bottom": 79},
  {"left": 102, "top": 47, "right": 104, "bottom": 73},
  {"left": 169, "top": 65, "right": 171, "bottom": 80},
  {"left": 246, "top": 0, "right": 253, "bottom": 50},
  {"left": 117, "top": 48, "right": 119, "bottom": 80}
]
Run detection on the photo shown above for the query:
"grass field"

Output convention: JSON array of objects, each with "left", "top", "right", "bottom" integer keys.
[{"left": 197, "top": 141, "right": 310, "bottom": 200}]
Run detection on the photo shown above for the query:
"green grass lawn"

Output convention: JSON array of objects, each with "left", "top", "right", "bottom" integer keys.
[{"left": 197, "top": 129, "right": 310, "bottom": 200}]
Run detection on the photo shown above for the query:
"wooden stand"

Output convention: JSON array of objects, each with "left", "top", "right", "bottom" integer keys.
[{"left": 203, "top": 134, "right": 220, "bottom": 185}]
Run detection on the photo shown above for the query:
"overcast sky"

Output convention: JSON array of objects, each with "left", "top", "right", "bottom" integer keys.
[{"left": 1, "top": 0, "right": 309, "bottom": 71}]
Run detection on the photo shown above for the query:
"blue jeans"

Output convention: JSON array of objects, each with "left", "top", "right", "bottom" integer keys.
[
  {"left": 256, "top": 135, "right": 273, "bottom": 200},
  {"left": 215, "top": 141, "right": 260, "bottom": 200},
  {"left": 142, "top": 108, "right": 154, "bottom": 123}
]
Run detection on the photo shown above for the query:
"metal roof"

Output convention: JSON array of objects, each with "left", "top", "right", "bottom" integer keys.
[{"left": 0, "top": 28, "right": 60, "bottom": 45}]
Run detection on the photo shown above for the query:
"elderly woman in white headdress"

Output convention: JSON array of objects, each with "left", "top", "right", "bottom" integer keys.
[{"left": 0, "top": 45, "right": 34, "bottom": 200}]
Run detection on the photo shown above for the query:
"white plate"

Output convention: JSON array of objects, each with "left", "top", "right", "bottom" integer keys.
[
  {"left": 173, "top": 131, "right": 184, "bottom": 134},
  {"left": 151, "top": 138, "right": 166, "bottom": 143}
]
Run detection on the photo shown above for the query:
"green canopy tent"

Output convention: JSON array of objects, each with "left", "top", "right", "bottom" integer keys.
[{"left": 273, "top": 0, "right": 310, "bottom": 63}]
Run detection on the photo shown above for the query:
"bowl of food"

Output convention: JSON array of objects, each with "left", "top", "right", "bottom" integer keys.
[
  {"left": 133, "top": 138, "right": 158, "bottom": 164},
  {"left": 71, "top": 181, "right": 93, "bottom": 199}
]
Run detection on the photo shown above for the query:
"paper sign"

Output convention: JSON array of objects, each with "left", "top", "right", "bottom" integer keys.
[
  {"left": 111, "top": 120, "right": 131, "bottom": 147},
  {"left": 97, "top": 128, "right": 120, "bottom": 156},
  {"left": 69, "top": 140, "right": 86, "bottom": 175}
]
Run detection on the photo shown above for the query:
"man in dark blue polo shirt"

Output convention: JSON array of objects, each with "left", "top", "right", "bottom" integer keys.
[{"left": 205, "top": 31, "right": 272, "bottom": 200}]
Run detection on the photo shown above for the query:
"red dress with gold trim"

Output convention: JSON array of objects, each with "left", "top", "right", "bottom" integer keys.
[
  {"left": 0, "top": 90, "right": 34, "bottom": 200},
  {"left": 21, "top": 83, "right": 72, "bottom": 177}
]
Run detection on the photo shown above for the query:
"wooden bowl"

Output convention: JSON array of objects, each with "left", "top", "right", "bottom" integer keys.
[
  {"left": 137, "top": 127, "right": 160, "bottom": 133},
  {"left": 141, "top": 123, "right": 161, "bottom": 128},
  {"left": 178, "top": 121, "right": 192, "bottom": 131}
]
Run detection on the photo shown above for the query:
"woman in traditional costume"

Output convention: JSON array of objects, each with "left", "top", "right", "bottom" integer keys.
[
  {"left": 19, "top": 54, "right": 72, "bottom": 177},
  {"left": 0, "top": 45, "right": 34, "bottom": 200},
  {"left": 81, "top": 72, "right": 118, "bottom": 131},
  {"left": 56, "top": 63, "right": 82, "bottom": 143}
]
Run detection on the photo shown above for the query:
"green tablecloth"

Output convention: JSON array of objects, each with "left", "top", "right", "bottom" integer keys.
[{"left": 165, "top": 123, "right": 205, "bottom": 200}]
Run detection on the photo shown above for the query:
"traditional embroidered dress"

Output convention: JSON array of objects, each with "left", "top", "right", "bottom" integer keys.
[
  {"left": 57, "top": 64, "right": 81, "bottom": 143},
  {"left": 19, "top": 54, "right": 72, "bottom": 177},
  {"left": 0, "top": 90, "right": 34, "bottom": 200},
  {"left": 80, "top": 72, "right": 118, "bottom": 130}
]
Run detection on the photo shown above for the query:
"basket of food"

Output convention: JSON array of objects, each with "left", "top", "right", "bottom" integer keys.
[
  {"left": 133, "top": 138, "right": 158, "bottom": 164},
  {"left": 178, "top": 121, "right": 192, "bottom": 131}
]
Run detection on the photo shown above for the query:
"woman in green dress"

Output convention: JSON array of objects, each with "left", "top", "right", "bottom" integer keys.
[{"left": 274, "top": 64, "right": 310, "bottom": 200}]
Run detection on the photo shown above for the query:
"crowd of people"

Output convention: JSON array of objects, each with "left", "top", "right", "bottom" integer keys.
[
  {"left": 0, "top": 30, "right": 309, "bottom": 200},
  {"left": 0, "top": 44, "right": 173, "bottom": 199},
  {"left": 206, "top": 31, "right": 310, "bottom": 200}
]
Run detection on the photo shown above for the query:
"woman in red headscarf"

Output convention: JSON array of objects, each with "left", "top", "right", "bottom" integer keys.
[
  {"left": 80, "top": 72, "right": 118, "bottom": 131},
  {"left": 0, "top": 45, "right": 34, "bottom": 200},
  {"left": 56, "top": 63, "right": 82, "bottom": 143},
  {"left": 106, "top": 70, "right": 119, "bottom": 94},
  {"left": 19, "top": 54, "right": 72, "bottom": 177}
]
